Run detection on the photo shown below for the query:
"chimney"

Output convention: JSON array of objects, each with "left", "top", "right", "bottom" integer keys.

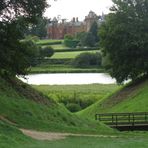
[
  {"left": 73, "top": 17, "right": 75, "bottom": 22},
  {"left": 76, "top": 17, "right": 78, "bottom": 22},
  {"left": 62, "top": 19, "right": 65, "bottom": 24}
]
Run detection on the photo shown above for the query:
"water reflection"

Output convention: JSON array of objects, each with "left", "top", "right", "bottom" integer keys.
[{"left": 19, "top": 73, "right": 116, "bottom": 85}]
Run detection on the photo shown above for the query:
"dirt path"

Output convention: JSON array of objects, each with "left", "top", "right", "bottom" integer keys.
[
  {"left": 0, "top": 115, "right": 17, "bottom": 126},
  {"left": 20, "top": 129, "right": 117, "bottom": 141},
  {"left": 0, "top": 115, "right": 117, "bottom": 141}
]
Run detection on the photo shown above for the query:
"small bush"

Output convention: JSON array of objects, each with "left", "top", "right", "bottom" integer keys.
[
  {"left": 64, "top": 39, "right": 79, "bottom": 48},
  {"left": 72, "top": 52, "right": 102, "bottom": 68},
  {"left": 66, "top": 103, "right": 82, "bottom": 112},
  {"left": 79, "top": 98, "right": 95, "bottom": 109},
  {"left": 80, "top": 32, "right": 95, "bottom": 47},
  {"left": 64, "top": 34, "right": 79, "bottom": 48},
  {"left": 40, "top": 46, "right": 54, "bottom": 58},
  {"left": 57, "top": 94, "right": 97, "bottom": 112}
]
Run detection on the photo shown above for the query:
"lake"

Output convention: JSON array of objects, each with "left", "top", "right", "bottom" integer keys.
[{"left": 19, "top": 73, "right": 116, "bottom": 85}]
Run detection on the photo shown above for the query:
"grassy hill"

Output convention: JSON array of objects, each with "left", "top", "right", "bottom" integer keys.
[
  {"left": 78, "top": 78, "right": 148, "bottom": 119},
  {"left": 0, "top": 76, "right": 113, "bottom": 134},
  {"left": 1, "top": 76, "right": 148, "bottom": 147}
]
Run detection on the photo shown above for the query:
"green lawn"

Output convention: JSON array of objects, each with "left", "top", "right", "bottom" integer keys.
[
  {"left": 36, "top": 39, "right": 63, "bottom": 45},
  {"left": 50, "top": 44, "right": 69, "bottom": 50},
  {"left": 32, "top": 136, "right": 148, "bottom": 148},
  {"left": 51, "top": 50, "right": 99, "bottom": 59}
]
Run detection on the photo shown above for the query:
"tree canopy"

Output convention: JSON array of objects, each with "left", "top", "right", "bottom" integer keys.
[
  {"left": 99, "top": 0, "right": 148, "bottom": 83},
  {"left": 0, "top": 0, "right": 48, "bottom": 76},
  {"left": 25, "top": 17, "right": 48, "bottom": 38}
]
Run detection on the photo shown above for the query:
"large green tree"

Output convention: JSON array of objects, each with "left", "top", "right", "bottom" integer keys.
[
  {"left": 99, "top": 0, "right": 148, "bottom": 83},
  {"left": 0, "top": 0, "right": 48, "bottom": 76},
  {"left": 80, "top": 32, "right": 95, "bottom": 47},
  {"left": 89, "top": 21, "right": 99, "bottom": 43}
]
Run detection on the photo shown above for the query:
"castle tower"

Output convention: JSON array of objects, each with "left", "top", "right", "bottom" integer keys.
[{"left": 84, "top": 11, "right": 98, "bottom": 31}]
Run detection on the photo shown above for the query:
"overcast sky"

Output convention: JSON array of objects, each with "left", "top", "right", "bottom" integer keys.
[{"left": 44, "top": 0, "right": 113, "bottom": 21}]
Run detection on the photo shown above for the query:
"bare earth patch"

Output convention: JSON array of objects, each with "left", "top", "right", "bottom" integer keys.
[{"left": 20, "top": 129, "right": 117, "bottom": 141}]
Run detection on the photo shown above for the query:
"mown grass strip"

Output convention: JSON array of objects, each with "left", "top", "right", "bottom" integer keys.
[
  {"left": 51, "top": 50, "right": 100, "bottom": 59},
  {"left": 36, "top": 39, "right": 63, "bottom": 46}
]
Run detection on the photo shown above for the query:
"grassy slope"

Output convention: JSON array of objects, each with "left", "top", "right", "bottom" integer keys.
[
  {"left": 0, "top": 76, "right": 113, "bottom": 134},
  {"left": 78, "top": 79, "right": 148, "bottom": 119}
]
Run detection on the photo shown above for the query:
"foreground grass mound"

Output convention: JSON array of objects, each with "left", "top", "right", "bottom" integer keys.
[
  {"left": 78, "top": 78, "right": 148, "bottom": 119},
  {"left": 1, "top": 121, "right": 148, "bottom": 148},
  {"left": 0, "top": 76, "right": 113, "bottom": 134}
]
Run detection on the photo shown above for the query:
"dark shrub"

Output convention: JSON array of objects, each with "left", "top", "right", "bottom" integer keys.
[
  {"left": 80, "top": 32, "right": 95, "bottom": 47},
  {"left": 64, "top": 39, "right": 79, "bottom": 48},
  {"left": 72, "top": 52, "right": 102, "bottom": 68},
  {"left": 64, "top": 34, "right": 79, "bottom": 48},
  {"left": 40, "top": 46, "right": 54, "bottom": 58},
  {"left": 66, "top": 103, "right": 82, "bottom": 112}
]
